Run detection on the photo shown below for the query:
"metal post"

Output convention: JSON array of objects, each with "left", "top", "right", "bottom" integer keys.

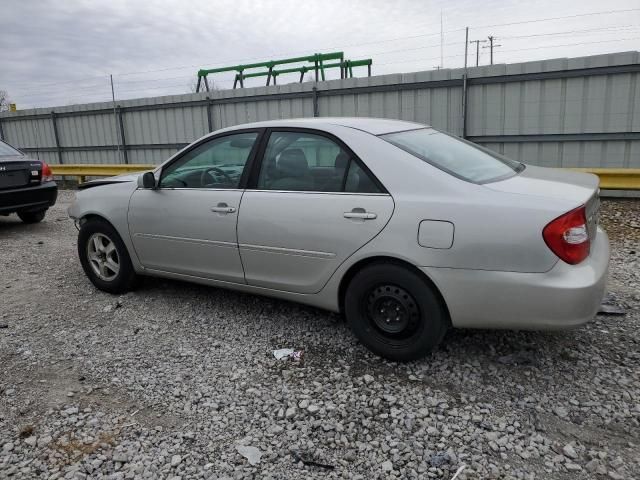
[
  {"left": 0, "top": 118, "right": 4, "bottom": 141},
  {"left": 462, "top": 27, "right": 469, "bottom": 139},
  {"left": 110, "top": 74, "right": 122, "bottom": 163},
  {"left": 204, "top": 76, "right": 210, "bottom": 92},
  {"left": 489, "top": 36, "right": 494, "bottom": 65},
  {"left": 312, "top": 87, "right": 319, "bottom": 117},
  {"left": 196, "top": 76, "right": 202, "bottom": 93},
  {"left": 117, "top": 106, "right": 128, "bottom": 164},
  {"left": 440, "top": 11, "right": 444, "bottom": 69},
  {"left": 206, "top": 97, "right": 213, "bottom": 132},
  {"left": 51, "top": 111, "right": 63, "bottom": 164}
]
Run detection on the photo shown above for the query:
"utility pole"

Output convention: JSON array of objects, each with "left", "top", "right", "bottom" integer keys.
[
  {"left": 110, "top": 75, "right": 122, "bottom": 163},
  {"left": 482, "top": 35, "right": 501, "bottom": 65},
  {"left": 469, "top": 39, "right": 487, "bottom": 66},
  {"left": 462, "top": 27, "right": 469, "bottom": 139},
  {"left": 439, "top": 11, "right": 444, "bottom": 69}
]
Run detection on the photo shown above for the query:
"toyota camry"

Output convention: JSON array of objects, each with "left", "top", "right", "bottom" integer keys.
[{"left": 68, "top": 118, "right": 609, "bottom": 360}]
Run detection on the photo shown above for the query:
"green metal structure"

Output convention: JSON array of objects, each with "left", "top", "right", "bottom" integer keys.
[{"left": 196, "top": 52, "right": 372, "bottom": 91}]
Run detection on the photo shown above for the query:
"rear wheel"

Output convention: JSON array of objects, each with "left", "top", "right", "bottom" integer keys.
[
  {"left": 78, "top": 218, "right": 139, "bottom": 294},
  {"left": 18, "top": 210, "right": 46, "bottom": 224},
  {"left": 344, "top": 262, "right": 448, "bottom": 361}
]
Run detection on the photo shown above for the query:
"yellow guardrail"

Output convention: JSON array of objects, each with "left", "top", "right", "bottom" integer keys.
[
  {"left": 51, "top": 164, "right": 153, "bottom": 183},
  {"left": 50, "top": 164, "right": 640, "bottom": 190},
  {"left": 569, "top": 168, "right": 640, "bottom": 190}
]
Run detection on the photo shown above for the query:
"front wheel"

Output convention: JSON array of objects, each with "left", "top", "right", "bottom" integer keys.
[
  {"left": 344, "top": 263, "right": 449, "bottom": 361},
  {"left": 18, "top": 210, "right": 46, "bottom": 224},
  {"left": 78, "top": 218, "right": 139, "bottom": 294}
]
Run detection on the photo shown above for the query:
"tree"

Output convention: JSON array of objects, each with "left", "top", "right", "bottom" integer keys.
[
  {"left": 188, "top": 77, "right": 221, "bottom": 93},
  {"left": 0, "top": 90, "right": 11, "bottom": 111}
]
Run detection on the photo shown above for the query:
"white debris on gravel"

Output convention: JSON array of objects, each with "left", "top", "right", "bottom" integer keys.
[{"left": 0, "top": 191, "right": 639, "bottom": 479}]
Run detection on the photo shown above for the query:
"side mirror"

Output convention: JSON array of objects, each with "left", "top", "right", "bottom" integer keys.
[{"left": 139, "top": 171, "right": 157, "bottom": 189}]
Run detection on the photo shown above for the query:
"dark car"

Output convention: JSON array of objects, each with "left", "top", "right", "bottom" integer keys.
[{"left": 0, "top": 140, "right": 57, "bottom": 223}]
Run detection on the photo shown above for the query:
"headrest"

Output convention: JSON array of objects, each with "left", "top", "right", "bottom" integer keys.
[{"left": 278, "top": 149, "right": 309, "bottom": 177}]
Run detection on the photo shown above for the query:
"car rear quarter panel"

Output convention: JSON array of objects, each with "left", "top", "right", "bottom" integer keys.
[{"left": 329, "top": 126, "right": 569, "bottom": 273}]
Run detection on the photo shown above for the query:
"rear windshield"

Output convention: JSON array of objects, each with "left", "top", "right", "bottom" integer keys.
[
  {"left": 380, "top": 128, "right": 523, "bottom": 183},
  {"left": 0, "top": 141, "right": 22, "bottom": 157}
]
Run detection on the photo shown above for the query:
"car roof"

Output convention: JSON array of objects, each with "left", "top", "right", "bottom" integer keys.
[{"left": 223, "top": 117, "right": 428, "bottom": 136}]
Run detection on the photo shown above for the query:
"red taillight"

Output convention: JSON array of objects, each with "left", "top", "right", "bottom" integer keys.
[
  {"left": 542, "top": 205, "right": 590, "bottom": 265},
  {"left": 41, "top": 162, "right": 54, "bottom": 182}
]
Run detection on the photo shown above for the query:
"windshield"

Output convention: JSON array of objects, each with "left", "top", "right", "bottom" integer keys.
[
  {"left": 380, "top": 128, "right": 523, "bottom": 183},
  {"left": 0, "top": 141, "right": 22, "bottom": 157}
]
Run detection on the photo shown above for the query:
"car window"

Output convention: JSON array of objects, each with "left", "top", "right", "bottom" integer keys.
[
  {"left": 256, "top": 131, "right": 381, "bottom": 193},
  {"left": 380, "top": 128, "right": 523, "bottom": 184},
  {"left": 0, "top": 141, "right": 22, "bottom": 156},
  {"left": 159, "top": 132, "right": 258, "bottom": 189},
  {"left": 344, "top": 160, "right": 382, "bottom": 193}
]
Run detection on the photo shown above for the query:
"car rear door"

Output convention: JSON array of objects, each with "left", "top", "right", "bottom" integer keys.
[
  {"left": 127, "top": 130, "right": 261, "bottom": 282},
  {"left": 237, "top": 129, "right": 394, "bottom": 294}
]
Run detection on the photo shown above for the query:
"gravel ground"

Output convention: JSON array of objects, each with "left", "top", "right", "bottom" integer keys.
[{"left": 1, "top": 191, "right": 639, "bottom": 480}]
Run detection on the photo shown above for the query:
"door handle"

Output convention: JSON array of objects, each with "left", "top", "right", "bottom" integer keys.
[
  {"left": 344, "top": 208, "right": 377, "bottom": 220},
  {"left": 211, "top": 203, "right": 236, "bottom": 214}
]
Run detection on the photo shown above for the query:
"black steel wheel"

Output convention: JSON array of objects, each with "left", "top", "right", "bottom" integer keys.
[
  {"left": 17, "top": 209, "right": 46, "bottom": 224},
  {"left": 345, "top": 262, "right": 449, "bottom": 361}
]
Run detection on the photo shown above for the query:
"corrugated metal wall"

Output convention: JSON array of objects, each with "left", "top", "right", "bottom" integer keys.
[{"left": 1, "top": 52, "right": 639, "bottom": 169}]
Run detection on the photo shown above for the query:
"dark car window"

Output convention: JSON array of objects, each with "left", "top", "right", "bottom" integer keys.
[
  {"left": 257, "top": 131, "right": 382, "bottom": 193},
  {"left": 0, "top": 141, "right": 22, "bottom": 157},
  {"left": 159, "top": 132, "right": 258, "bottom": 189},
  {"left": 380, "top": 128, "right": 523, "bottom": 184}
]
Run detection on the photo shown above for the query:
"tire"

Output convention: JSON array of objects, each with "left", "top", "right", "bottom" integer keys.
[
  {"left": 78, "top": 218, "right": 139, "bottom": 294},
  {"left": 18, "top": 210, "right": 46, "bottom": 224},
  {"left": 344, "top": 262, "right": 449, "bottom": 361}
]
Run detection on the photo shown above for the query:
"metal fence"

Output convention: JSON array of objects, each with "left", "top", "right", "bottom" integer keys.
[{"left": 1, "top": 51, "right": 639, "bottom": 169}]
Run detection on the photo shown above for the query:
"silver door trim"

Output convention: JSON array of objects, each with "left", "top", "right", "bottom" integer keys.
[
  {"left": 238, "top": 243, "right": 336, "bottom": 259},
  {"left": 247, "top": 190, "right": 391, "bottom": 196},
  {"left": 134, "top": 233, "right": 238, "bottom": 249}
]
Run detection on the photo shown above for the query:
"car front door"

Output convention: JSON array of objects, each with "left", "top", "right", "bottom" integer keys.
[
  {"left": 237, "top": 129, "right": 394, "bottom": 294},
  {"left": 127, "top": 130, "right": 261, "bottom": 282}
]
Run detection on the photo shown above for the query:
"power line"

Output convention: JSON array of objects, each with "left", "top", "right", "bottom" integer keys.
[
  {"left": 470, "top": 8, "right": 640, "bottom": 30},
  {"left": 10, "top": 8, "right": 639, "bottom": 93}
]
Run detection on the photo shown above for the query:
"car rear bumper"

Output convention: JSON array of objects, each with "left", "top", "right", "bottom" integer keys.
[
  {"left": 0, "top": 181, "right": 58, "bottom": 215},
  {"left": 424, "top": 227, "right": 610, "bottom": 330}
]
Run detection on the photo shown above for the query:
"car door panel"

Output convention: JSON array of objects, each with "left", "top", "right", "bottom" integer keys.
[
  {"left": 128, "top": 189, "right": 245, "bottom": 282},
  {"left": 237, "top": 191, "right": 394, "bottom": 293},
  {"left": 127, "top": 130, "right": 260, "bottom": 282}
]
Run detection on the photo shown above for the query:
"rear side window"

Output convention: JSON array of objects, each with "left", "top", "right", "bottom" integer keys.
[
  {"left": 256, "top": 131, "right": 383, "bottom": 193},
  {"left": 0, "top": 141, "right": 21, "bottom": 156},
  {"left": 380, "top": 128, "right": 523, "bottom": 183}
]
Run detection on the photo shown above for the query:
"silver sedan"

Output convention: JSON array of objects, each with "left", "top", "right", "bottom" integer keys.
[{"left": 68, "top": 118, "right": 609, "bottom": 360}]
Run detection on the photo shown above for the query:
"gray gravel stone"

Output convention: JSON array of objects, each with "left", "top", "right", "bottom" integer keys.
[{"left": 0, "top": 193, "right": 639, "bottom": 480}]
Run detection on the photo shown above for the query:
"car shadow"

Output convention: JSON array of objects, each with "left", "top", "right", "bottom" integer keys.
[{"left": 135, "top": 274, "right": 589, "bottom": 369}]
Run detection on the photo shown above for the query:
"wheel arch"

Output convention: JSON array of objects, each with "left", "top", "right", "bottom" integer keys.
[{"left": 337, "top": 255, "right": 452, "bottom": 326}]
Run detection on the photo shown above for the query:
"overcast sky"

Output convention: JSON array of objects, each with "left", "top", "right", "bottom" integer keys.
[{"left": 1, "top": 0, "right": 639, "bottom": 109}]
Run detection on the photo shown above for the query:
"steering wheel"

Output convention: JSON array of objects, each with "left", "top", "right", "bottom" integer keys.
[{"left": 200, "top": 167, "right": 234, "bottom": 187}]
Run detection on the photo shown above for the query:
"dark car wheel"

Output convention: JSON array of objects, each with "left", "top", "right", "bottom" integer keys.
[
  {"left": 344, "top": 262, "right": 449, "bottom": 361},
  {"left": 18, "top": 210, "right": 46, "bottom": 224},
  {"left": 78, "top": 218, "right": 139, "bottom": 294}
]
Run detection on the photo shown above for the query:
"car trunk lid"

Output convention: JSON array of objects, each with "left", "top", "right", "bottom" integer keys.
[
  {"left": 0, "top": 157, "right": 43, "bottom": 190},
  {"left": 485, "top": 165, "right": 600, "bottom": 240}
]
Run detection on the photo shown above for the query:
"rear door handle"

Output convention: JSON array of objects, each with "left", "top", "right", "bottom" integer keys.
[
  {"left": 344, "top": 208, "right": 377, "bottom": 220},
  {"left": 211, "top": 203, "right": 236, "bottom": 214}
]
